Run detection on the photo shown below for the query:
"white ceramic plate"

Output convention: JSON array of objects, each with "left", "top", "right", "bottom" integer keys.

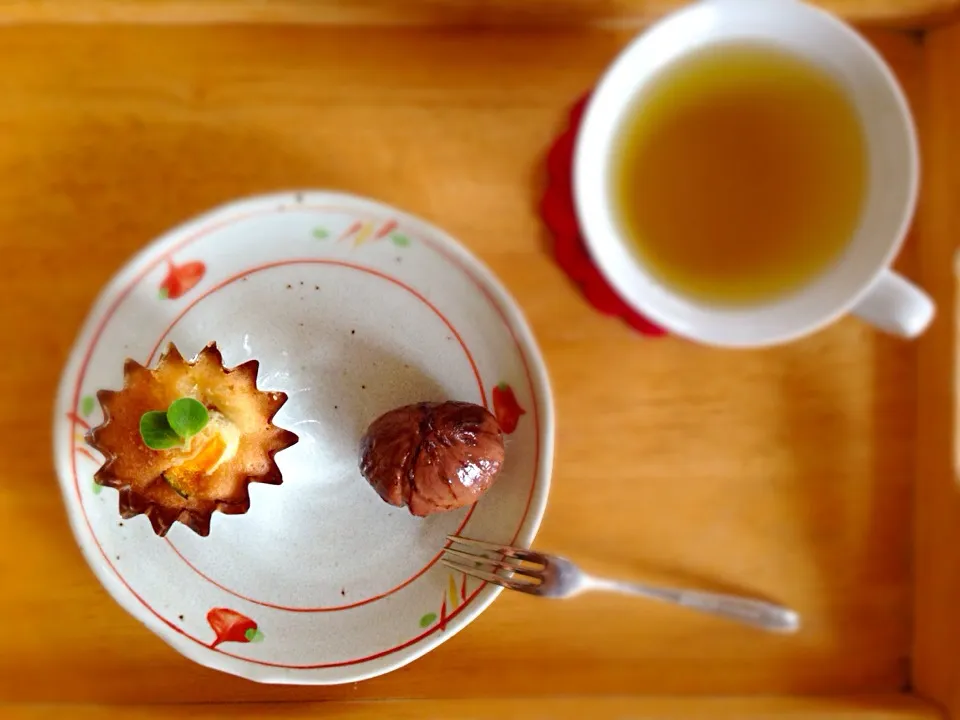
[{"left": 53, "top": 191, "right": 554, "bottom": 684}]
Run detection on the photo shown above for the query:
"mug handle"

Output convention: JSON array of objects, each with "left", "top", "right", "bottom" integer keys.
[{"left": 851, "top": 269, "right": 935, "bottom": 338}]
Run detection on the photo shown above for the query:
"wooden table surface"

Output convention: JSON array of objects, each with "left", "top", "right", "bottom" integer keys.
[
  {"left": 0, "top": 697, "right": 945, "bottom": 719},
  {"left": 0, "top": 21, "right": 937, "bottom": 712},
  {"left": 0, "top": 0, "right": 956, "bottom": 28}
]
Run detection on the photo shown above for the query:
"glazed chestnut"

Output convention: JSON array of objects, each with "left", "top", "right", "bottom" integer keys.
[{"left": 359, "top": 401, "right": 505, "bottom": 516}]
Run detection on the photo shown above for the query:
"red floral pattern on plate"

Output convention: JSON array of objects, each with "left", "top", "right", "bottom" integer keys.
[
  {"left": 207, "top": 607, "right": 264, "bottom": 647},
  {"left": 159, "top": 258, "right": 206, "bottom": 300},
  {"left": 541, "top": 94, "right": 667, "bottom": 337},
  {"left": 492, "top": 382, "right": 525, "bottom": 434}
]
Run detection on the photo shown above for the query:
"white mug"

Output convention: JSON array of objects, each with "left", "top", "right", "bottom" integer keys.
[{"left": 574, "top": 0, "right": 934, "bottom": 347}]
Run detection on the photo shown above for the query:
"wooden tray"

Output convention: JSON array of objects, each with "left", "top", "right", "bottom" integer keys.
[{"left": 0, "top": 2, "right": 958, "bottom": 718}]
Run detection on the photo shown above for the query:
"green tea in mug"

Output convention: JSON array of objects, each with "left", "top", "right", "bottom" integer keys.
[{"left": 612, "top": 44, "right": 868, "bottom": 304}]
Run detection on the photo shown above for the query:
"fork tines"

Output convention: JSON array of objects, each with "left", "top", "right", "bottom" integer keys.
[
  {"left": 442, "top": 535, "right": 543, "bottom": 594},
  {"left": 445, "top": 535, "right": 542, "bottom": 563}
]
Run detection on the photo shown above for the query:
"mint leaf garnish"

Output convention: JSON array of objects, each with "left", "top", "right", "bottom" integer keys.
[
  {"left": 140, "top": 411, "right": 181, "bottom": 450},
  {"left": 166, "top": 397, "right": 209, "bottom": 440}
]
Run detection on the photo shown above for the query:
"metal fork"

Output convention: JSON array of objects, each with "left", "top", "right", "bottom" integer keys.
[{"left": 442, "top": 535, "right": 800, "bottom": 633}]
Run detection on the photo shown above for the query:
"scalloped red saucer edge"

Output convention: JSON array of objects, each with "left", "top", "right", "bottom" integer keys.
[{"left": 540, "top": 94, "right": 667, "bottom": 337}]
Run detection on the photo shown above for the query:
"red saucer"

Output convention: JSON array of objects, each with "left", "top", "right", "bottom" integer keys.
[{"left": 540, "top": 94, "right": 667, "bottom": 337}]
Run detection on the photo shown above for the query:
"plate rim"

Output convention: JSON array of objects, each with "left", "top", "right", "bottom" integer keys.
[{"left": 52, "top": 190, "right": 555, "bottom": 684}]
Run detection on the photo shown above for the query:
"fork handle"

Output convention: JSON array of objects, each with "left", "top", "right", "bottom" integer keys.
[{"left": 590, "top": 578, "right": 800, "bottom": 633}]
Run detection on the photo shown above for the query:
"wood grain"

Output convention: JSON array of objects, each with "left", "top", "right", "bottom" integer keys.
[
  {"left": 912, "top": 19, "right": 960, "bottom": 720},
  {"left": 0, "top": 0, "right": 956, "bottom": 29},
  {"left": 0, "top": 696, "right": 943, "bottom": 719},
  {"left": 0, "top": 24, "right": 924, "bottom": 704}
]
